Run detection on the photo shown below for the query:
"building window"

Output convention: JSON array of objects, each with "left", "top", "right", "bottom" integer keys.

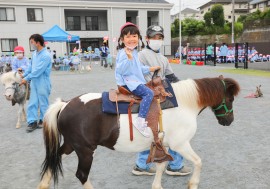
[
  {"left": 228, "top": 16, "right": 231, "bottom": 19},
  {"left": 86, "top": 16, "right": 98, "bottom": 31},
  {"left": 1, "top": 39, "right": 18, "bottom": 52},
  {"left": 0, "top": 8, "right": 15, "bottom": 21},
  {"left": 201, "top": 10, "right": 204, "bottom": 14},
  {"left": 253, "top": 4, "right": 256, "bottom": 9},
  {"left": 259, "top": 3, "right": 264, "bottom": 8},
  {"left": 208, "top": 8, "right": 210, "bottom": 11},
  {"left": 66, "top": 16, "right": 81, "bottom": 30},
  {"left": 268, "top": 1, "right": 270, "bottom": 6},
  {"left": 147, "top": 17, "right": 151, "bottom": 27},
  {"left": 126, "top": 17, "right": 132, "bottom": 23},
  {"left": 27, "top": 8, "right": 43, "bottom": 22}
]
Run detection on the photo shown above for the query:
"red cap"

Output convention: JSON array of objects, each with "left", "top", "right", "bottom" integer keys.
[
  {"left": 14, "top": 46, "right": 24, "bottom": 53},
  {"left": 120, "top": 22, "right": 138, "bottom": 32}
]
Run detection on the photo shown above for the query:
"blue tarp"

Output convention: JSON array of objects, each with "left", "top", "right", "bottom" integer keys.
[{"left": 42, "top": 25, "right": 80, "bottom": 42}]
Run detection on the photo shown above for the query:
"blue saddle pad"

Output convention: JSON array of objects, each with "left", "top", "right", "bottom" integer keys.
[{"left": 102, "top": 79, "right": 178, "bottom": 114}]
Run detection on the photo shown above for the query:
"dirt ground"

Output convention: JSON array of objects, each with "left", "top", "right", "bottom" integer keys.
[{"left": 0, "top": 63, "right": 269, "bottom": 189}]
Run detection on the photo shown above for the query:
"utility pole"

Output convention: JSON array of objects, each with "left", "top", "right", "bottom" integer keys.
[
  {"left": 179, "top": 0, "right": 182, "bottom": 60},
  {"left": 232, "top": 0, "right": 235, "bottom": 44}
]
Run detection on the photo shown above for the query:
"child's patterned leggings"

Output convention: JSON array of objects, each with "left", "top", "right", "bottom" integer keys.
[{"left": 132, "top": 84, "right": 154, "bottom": 118}]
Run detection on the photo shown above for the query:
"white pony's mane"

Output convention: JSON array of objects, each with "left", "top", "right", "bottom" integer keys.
[
  {"left": 171, "top": 79, "right": 200, "bottom": 109},
  {"left": 0, "top": 71, "right": 20, "bottom": 84}
]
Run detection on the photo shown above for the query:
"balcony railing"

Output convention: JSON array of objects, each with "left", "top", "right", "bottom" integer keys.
[
  {"left": 66, "top": 24, "right": 81, "bottom": 31},
  {"left": 86, "top": 21, "right": 108, "bottom": 31},
  {"left": 66, "top": 23, "right": 108, "bottom": 31}
]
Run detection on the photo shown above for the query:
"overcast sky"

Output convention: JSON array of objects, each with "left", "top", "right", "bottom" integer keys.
[{"left": 165, "top": 0, "right": 210, "bottom": 14}]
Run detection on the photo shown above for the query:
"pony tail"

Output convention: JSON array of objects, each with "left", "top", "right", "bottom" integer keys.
[
  {"left": 117, "top": 37, "right": 125, "bottom": 50},
  {"left": 117, "top": 37, "right": 121, "bottom": 50},
  {"left": 140, "top": 35, "right": 145, "bottom": 49}
]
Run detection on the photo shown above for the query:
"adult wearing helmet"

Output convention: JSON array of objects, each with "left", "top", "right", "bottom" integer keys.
[{"left": 12, "top": 46, "right": 29, "bottom": 72}]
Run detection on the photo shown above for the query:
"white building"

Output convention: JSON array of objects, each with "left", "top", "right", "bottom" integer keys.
[
  {"left": 198, "top": 0, "right": 250, "bottom": 23},
  {"left": 171, "top": 8, "right": 201, "bottom": 23},
  {"left": 0, "top": 0, "right": 173, "bottom": 56},
  {"left": 249, "top": 0, "right": 270, "bottom": 13}
]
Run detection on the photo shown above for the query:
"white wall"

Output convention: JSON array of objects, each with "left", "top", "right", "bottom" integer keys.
[
  {"left": 0, "top": 2, "right": 173, "bottom": 56},
  {"left": 0, "top": 5, "right": 63, "bottom": 57}
]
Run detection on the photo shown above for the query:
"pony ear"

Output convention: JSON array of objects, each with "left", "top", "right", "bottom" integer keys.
[
  {"left": 225, "top": 78, "right": 240, "bottom": 96},
  {"left": 218, "top": 75, "right": 224, "bottom": 80}
]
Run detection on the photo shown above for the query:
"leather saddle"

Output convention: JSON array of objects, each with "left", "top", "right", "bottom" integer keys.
[
  {"left": 109, "top": 76, "right": 172, "bottom": 104},
  {"left": 109, "top": 70, "right": 173, "bottom": 163}
]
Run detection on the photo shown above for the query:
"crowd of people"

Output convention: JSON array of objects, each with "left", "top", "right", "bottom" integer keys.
[
  {"left": 176, "top": 43, "right": 270, "bottom": 63},
  {"left": 0, "top": 44, "right": 114, "bottom": 74},
  {"left": 0, "top": 48, "right": 30, "bottom": 74}
]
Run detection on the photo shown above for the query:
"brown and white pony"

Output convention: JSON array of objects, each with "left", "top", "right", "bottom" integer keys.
[{"left": 38, "top": 76, "right": 240, "bottom": 189}]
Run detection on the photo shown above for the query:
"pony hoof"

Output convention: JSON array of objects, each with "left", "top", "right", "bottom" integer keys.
[
  {"left": 188, "top": 183, "right": 198, "bottom": 189},
  {"left": 152, "top": 186, "right": 163, "bottom": 189},
  {"left": 16, "top": 125, "right": 21, "bottom": 129},
  {"left": 37, "top": 183, "right": 49, "bottom": 189}
]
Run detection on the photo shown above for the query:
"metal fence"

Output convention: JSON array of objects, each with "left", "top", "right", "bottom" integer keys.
[{"left": 235, "top": 43, "right": 248, "bottom": 69}]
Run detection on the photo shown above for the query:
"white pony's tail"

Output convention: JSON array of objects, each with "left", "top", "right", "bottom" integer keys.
[{"left": 41, "top": 98, "right": 67, "bottom": 184}]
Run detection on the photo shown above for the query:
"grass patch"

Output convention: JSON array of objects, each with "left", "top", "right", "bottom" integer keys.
[{"left": 216, "top": 68, "right": 270, "bottom": 78}]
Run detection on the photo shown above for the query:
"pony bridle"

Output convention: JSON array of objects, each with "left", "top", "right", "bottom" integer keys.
[
  {"left": 4, "top": 72, "right": 21, "bottom": 94},
  {"left": 212, "top": 80, "right": 233, "bottom": 117},
  {"left": 5, "top": 82, "right": 20, "bottom": 93}
]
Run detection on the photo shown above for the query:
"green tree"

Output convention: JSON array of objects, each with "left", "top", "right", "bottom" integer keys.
[
  {"left": 237, "top": 15, "right": 247, "bottom": 23},
  {"left": 224, "top": 23, "right": 231, "bottom": 34},
  {"left": 263, "top": 9, "right": 270, "bottom": 19},
  {"left": 211, "top": 4, "right": 225, "bottom": 27},
  {"left": 171, "top": 18, "right": 180, "bottom": 37},
  {"left": 234, "top": 22, "right": 243, "bottom": 35},
  {"left": 171, "top": 24, "right": 176, "bottom": 38},
  {"left": 246, "top": 9, "right": 261, "bottom": 21},
  {"left": 204, "top": 12, "right": 212, "bottom": 26},
  {"left": 182, "top": 18, "right": 205, "bottom": 36}
]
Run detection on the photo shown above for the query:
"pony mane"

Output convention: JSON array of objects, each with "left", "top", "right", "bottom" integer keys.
[
  {"left": 194, "top": 77, "right": 240, "bottom": 108},
  {"left": 0, "top": 72, "right": 20, "bottom": 84},
  {"left": 172, "top": 79, "right": 200, "bottom": 108}
]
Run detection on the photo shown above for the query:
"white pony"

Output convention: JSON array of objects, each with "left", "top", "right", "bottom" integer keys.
[
  {"left": 1, "top": 71, "right": 27, "bottom": 128},
  {"left": 38, "top": 76, "right": 240, "bottom": 189}
]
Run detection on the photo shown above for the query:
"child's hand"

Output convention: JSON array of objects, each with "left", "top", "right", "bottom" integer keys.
[
  {"left": 125, "top": 48, "right": 133, "bottom": 60},
  {"left": 149, "top": 66, "right": 161, "bottom": 72}
]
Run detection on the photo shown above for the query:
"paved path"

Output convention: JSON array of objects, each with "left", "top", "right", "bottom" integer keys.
[{"left": 0, "top": 63, "right": 269, "bottom": 189}]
